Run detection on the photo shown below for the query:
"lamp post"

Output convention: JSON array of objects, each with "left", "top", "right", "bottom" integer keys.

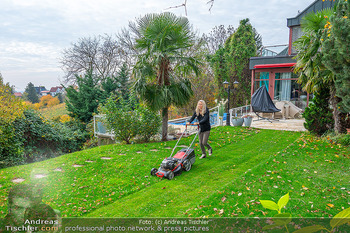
[
  {"left": 223, "top": 80, "right": 239, "bottom": 126},
  {"left": 223, "top": 81, "right": 230, "bottom": 126}
]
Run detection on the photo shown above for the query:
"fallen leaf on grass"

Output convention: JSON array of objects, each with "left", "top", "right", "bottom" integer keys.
[{"left": 327, "top": 204, "right": 334, "bottom": 208}]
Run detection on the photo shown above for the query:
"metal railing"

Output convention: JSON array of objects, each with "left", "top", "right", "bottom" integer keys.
[
  {"left": 93, "top": 115, "right": 115, "bottom": 139},
  {"left": 93, "top": 106, "right": 224, "bottom": 139},
  {"left": 167, "top": 106, "right": 221, "bottom": 136},
  {"left": 259, "top": 45, "right": 289, "bottom": 57},
  {"left": 229, "top": 105, "right": 253, "bottom": 123}
]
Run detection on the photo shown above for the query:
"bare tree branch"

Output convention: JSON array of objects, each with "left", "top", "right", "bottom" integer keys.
[
  {"left": 60, "top": 34, "right": 132, "bottom": 84},
  {"left": 207, "top": 0, "right": 215, "bottom": 12},
  {"left": 164, "top": 0, "right": 187, "bottom": 15},
  {"left": 166, "top": 0, "right": 215, "bottom": 16}
]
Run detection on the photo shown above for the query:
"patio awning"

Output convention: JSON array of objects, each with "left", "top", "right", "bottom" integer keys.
[{"left": 253, "top": 63, "right": 296, "bottom": 69}]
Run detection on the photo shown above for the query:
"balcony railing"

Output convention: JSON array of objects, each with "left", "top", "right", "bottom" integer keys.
[{"left": 259, "top": 45, "right": 289, "bottom": 57}]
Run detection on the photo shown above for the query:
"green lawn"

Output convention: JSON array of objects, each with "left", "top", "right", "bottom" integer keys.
[{"left": 0, "top": 127, "right": 349, "bottom": 219}]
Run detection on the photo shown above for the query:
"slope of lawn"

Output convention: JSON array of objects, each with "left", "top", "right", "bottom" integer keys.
[
  {"left": 0, "top": 127, "right": 349, "bottom": 219},
  {"left": 39, "top": 103, "right": 68, "bottom": 119}
]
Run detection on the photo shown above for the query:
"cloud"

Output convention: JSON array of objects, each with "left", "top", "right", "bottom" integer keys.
[{"left": 1, "top": 0, "right": 313, "bottom": 91}]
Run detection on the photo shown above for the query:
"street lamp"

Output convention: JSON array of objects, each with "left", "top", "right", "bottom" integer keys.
[
  {"left": 223, "top": 81, "right": 230, "bottom": 126},
  {"left": 223, "top": 80, "right": 239, "bottom": 126}
]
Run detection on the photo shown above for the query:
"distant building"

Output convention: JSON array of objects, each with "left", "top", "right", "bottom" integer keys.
[
  {"left": 35, "top": 86, "right": 47, "bottom": 95},
  {"left": 40, "top": 90, "right": 50, "bottom": 96},
  {"left": 249, "top": 0, "right": 337, "bottom": 110},
  {"left": 49, "top": 86, "right": 64, "bottom": 96},
  {"left": 14, "top": 92, "right": 23, "bottom": 98}
]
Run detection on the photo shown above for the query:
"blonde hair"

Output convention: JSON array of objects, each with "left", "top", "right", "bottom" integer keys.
[{"left": 196, "top": 100, "right": 207, "bottom": 116}]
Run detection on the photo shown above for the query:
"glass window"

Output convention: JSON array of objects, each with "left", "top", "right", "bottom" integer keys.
[
  {"left": 274, "top": 73, "right": 292, "bottom": 101},
  {"left": 254, "top": 72, "right": 269, "bottom": 92},
  {"left": 274, "top": 75, "right": 308, "bottom": 109},
  {"left": 255, "top": 72, "right": 269, "bottom": 80}
]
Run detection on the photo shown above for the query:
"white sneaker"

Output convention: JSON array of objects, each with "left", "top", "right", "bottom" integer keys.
[
  {"left": 200, "top": 154, "right": 206, "bottom": 159},
  {"left": 208, "top": 148, "right": 212, "bottom": 156}
]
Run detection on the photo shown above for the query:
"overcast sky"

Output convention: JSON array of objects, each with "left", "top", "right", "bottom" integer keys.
[{"left": 0, "top": 0, "right": 313, "bottom": 92}]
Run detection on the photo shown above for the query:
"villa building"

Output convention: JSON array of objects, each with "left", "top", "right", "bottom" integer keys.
[{"left": 249, "top": 0, "right": 337, "bottom": 110}]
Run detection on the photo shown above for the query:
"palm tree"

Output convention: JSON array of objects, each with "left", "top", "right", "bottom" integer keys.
[
  {"left": 294, "top": 8, "right": 347, "bottom": 133},
  {"left": 294, "top": 9, "right": 334, "bottom": 92},
  {"left": 131, "top": 12, "right": 201, "bottom": 141}
]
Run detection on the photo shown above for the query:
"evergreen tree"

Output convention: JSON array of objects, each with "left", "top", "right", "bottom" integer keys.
[
  {"left": 24, "top": 82, "right": 39, "bottom": 103},
  {"left": 322, "top": 0, "right": 350, "bottom": 114},
  {"left": 225, "top": 18, "right": 257, "bottom": 107},
  {"left": 210, "top": 46, "right": 229, "bottom": 100},
  {"left": 117, "top": 63, "right": 130, "bottom": 101},
  {"left": 101, "top": 76, "right": 119, "bottom": 99},
  {"left": 56, "top": 92, "right": 64, "bottom": 103},
  {"left": 65, "top": 71, "right": 104, "bottom": 123},
  {"left": 211, "top": 19, "right": 258, "bottom": 107},
  {"left": 303, "top": 87, "right": 334, "bottom": 136}
]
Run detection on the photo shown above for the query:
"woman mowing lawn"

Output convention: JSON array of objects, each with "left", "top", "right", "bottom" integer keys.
[{"left": 187, "top": 100, "right": 212, "bottom": 159}]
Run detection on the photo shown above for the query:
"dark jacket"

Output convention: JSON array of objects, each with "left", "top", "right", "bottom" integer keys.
[{"left": 188, "top": 107, "right": 211, "bottom": 132}]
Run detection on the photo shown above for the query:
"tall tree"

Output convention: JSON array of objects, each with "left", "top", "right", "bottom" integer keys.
[
  {"left": 294, "top": 8, "right": 347, "bottom": 133},
  {"left": 65, "top": 71, "right": 104, "bottom": 123},
  {"left": 202, "top": 25, "right": 235, "bottom": 55},
  {"left": 226, "top": 19, "right": 258, "bottom": 107},
  {"left": 24, "top": 82, "right": 39, "bottom": 103},
  {"left": 60, "top": 35, "right": 124, "bottom": 84},
  {"left": 179, "top": 40, "right": 218, "bottom": 116},
  {"left": 117, "top": 63, "right": 131, "bottom": 102},
  {"left": 322, "top": 0, "right": 350, "bottom": 114},
  {"left": 131, "top": 12, "right": 201, "bottom": 141},
  {"left": 211, "top": 19, "right": 259, "bottom": 107}
]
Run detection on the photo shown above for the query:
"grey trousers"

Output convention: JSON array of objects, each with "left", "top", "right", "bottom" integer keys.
[{"left": 198, "top": 130, "right": 212, "bottom": 155}]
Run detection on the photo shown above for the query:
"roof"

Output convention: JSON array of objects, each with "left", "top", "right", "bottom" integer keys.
[
  {"left": 50, "top": 86, "right": 63, "bottom": 92},
  {"left": 249, "top": 56, "right": 296, "bottom": 70},
  {"left": 14, "top": 92, "right": 23, "bottom": 97},
  {"left": 287, "top": 0, "right": 338, "bottom": 27},
  {"left": 253, "top": 63, "right": 296, "bottom": 69},
  {"left": 34, "top": 86, "right": 46, "bottom": 93}
]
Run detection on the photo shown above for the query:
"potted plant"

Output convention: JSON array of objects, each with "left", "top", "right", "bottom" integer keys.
[
  {"left": 231, "top": 116, "right": 244, "bottom": 126},
  {"left": 242, "top": 114, "right": 253, "bottom": 127},
  {"left": 217, "top": 99, "right": 227, "bottom": 126}
]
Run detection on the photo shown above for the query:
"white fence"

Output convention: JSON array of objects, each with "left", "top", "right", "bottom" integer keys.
[
  {"left": 93, "top": 106, "right": 222, "bottom": 139},
  {"left": 93, "top": 115, "right": 115, "bottom": 139},
  {"left": 229, "top": 105, "right": 253, "bottom": 123}
]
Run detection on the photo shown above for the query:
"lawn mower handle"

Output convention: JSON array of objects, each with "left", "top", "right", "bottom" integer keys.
[
  {"left": 169, "top": 123, "right": 200, "bottom": 157},
  {"left": 186, "top": 123, "right": 200, "bottom": 129}
]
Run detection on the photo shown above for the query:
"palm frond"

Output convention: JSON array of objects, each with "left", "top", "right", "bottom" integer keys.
[{"left": 301, "top": 8, "right": 333, "bottom": 33}]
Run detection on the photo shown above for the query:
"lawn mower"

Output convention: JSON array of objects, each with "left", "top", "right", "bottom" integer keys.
[{"left": 150, "top": 124, "right": 200, "bottom": 180}]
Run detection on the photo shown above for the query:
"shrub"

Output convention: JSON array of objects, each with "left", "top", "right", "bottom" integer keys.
[
  {"left": 137, "top": 106, "right": 161, "bottom": 142},
  {"left": 100, "top": 97, "right": 140, "bottom": 144},
  {"left": 326, "top": 133, "right": 350, "bottom": 147},
  {"left": 39, "top": 95, "right": 60, "bottom": 108},
  {"left": 303, "top": 88, "right": 334, "bottom": 136},
  {"left": 0, "top": 122, "right": 25, "bottom": 168},
  {"left": 14, "top": 109, "right": 88, "bottom": 163},
  {"left": 100, "top": 96, "right": 161, "bottom": 144},
  {"left": 0, "top": 76, "right": 26, "bottom": 167}
]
